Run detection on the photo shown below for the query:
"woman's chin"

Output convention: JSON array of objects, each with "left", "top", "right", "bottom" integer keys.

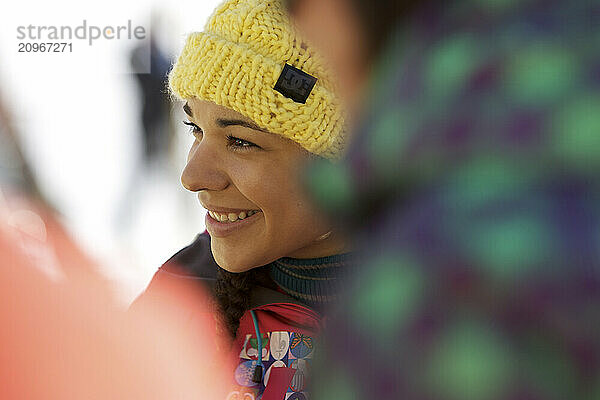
[
  {"left": 211, "top": 242, "right": 265, "bottom": 273},
  {"left": 217, "top": 261, "right": 254, "bottom": 274}
]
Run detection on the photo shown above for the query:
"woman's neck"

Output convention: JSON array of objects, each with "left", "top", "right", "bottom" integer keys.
[{"left": 284, "top": 231, "right": 350, "bottom": 259}]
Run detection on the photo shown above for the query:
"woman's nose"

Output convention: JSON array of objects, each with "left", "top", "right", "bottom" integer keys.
[{"left": 180, "top": 142, "right": 229, "bottom": 192}]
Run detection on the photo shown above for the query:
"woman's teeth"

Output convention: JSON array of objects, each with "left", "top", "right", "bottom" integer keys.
[{"left": 208, "top": 210, "right": 259, "bottom": 223}]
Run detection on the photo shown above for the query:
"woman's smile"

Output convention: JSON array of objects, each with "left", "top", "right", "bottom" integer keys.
[
  {"left": 207, "top": 209, "right": 260, "bottom": 223},
  {"left": 204, "top": 207, "right": 263, "bottom": 238}
]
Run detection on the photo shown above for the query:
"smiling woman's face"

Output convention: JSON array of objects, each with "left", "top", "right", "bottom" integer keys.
[{"left": 181, "top": 98, "right": 345, "bottom": 272}]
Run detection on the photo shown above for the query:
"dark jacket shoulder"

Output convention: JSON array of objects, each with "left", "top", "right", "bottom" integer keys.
[
  {"left": 160, "top": 231, "right": 219, "bottom": 281},
  {"left": 130, "top": 231, "right": 309, "bottom": 312},
  {"left": 129, "top": 232, "right": 218, "bottom": 310}
]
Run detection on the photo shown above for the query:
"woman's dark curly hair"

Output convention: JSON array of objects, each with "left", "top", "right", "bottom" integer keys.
[{"left": 214, "top": 266, "right": 273, "bottom": 338}]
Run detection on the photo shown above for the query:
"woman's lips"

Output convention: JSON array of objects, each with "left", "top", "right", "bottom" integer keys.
[{"left": 204, "top": 210, "right": 262, "bottom": 238}]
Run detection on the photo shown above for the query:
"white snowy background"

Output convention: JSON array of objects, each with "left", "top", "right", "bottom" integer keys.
[{"left": 0, "top": 0, "right": 223, "bottom": 304}]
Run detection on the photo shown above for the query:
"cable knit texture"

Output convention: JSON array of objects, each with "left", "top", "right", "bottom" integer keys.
[
  {"left": 269, "top": 253, "right": 354, "bottom": 313},
  {"left": 168, "top": 0, "right": 346, "bottom": 159}
]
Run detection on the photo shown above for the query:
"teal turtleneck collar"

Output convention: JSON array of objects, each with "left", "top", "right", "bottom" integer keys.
[{"left": 268, "top": 252, "right": 354, "bottom": 312}]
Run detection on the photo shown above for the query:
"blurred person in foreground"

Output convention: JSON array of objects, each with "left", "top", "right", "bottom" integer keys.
[
  {"left": 285, "top": 0, "right": 600, "bottom": 399},
  {"left": 0, "top": 186, "right": 230, "bottom": 399},
  {"left": 0, "top": 92, "right": 230, "bottom": 398},
  {"left": 0, "top": 214, "right": 230, "bottom": 399}
]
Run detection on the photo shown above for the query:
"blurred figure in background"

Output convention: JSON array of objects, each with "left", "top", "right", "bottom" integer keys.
[
  {"left": 117, "top": 14, "right": 174, "bottom": 231},
  {"left": 0, "top": 92, "right": 47, "bottom": 205},
  {"left": 129, "top": 12, "right": 172, "bottom": 166},
  {"left": 287, "top": 0, "right": 600, "bottom": 399}
]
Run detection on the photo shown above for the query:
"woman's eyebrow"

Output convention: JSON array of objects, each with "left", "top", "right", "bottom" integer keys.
[
  {"left": 216, "top": 118, "right": 271, "bottom": 134},
  {"left": 183, "top": 103, "right": 193, "bottom": 117}
]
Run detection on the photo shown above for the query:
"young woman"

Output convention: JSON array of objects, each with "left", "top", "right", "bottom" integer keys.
[{"left": 131, "top": 1, "right": 352, "bottom": 399}]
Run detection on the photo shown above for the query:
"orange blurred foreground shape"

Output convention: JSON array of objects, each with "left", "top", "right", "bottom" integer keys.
[{"left": 0, "top": 197, "right": 232, "bottom": 399}]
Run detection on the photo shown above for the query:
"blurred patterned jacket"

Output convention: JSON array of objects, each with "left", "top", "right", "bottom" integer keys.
[{"left": 305, "top": 0, "right": 600, "bottom": 399}]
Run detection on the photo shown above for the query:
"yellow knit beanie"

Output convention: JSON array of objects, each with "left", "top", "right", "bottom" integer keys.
[{"left": 168, "top": 0, "right": 346, "bottom": 159}]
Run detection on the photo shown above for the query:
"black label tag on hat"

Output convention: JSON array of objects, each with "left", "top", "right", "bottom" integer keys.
[{"left": 274, "top": 63, "right": 317, "bottom": 104}]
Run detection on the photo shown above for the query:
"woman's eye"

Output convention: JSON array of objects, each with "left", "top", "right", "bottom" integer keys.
[
  {"left": 226, "top": 135, "right": 259, "bottom": 151},
  {"left": 183, "top": 120, "right": 202, "bottom": 138}
]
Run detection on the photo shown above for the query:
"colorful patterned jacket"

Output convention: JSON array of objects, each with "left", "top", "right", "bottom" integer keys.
[{"left": 129, "top": 232, "right": 322, "bottom": 400}]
